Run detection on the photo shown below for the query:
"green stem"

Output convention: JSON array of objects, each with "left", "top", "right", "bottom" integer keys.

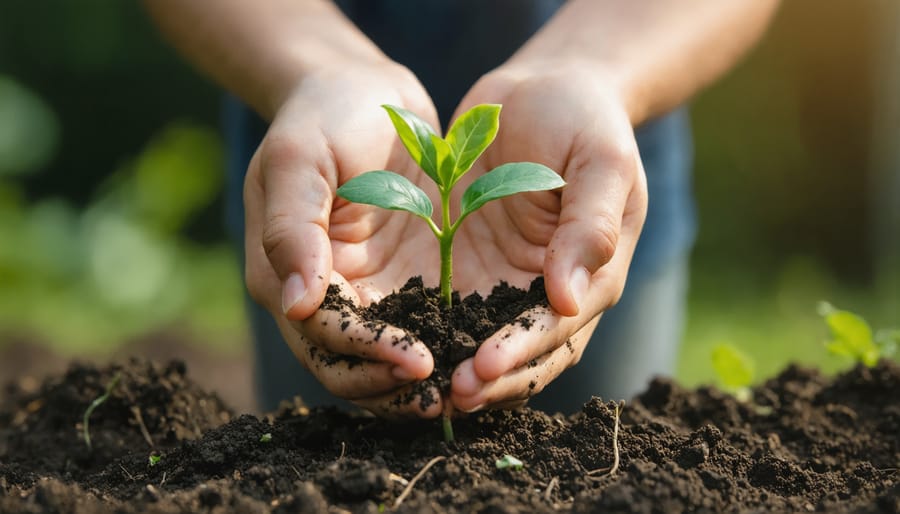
[
  {"left": 439, "top": 188, "right": 454, "bottom": 308},
  {"left": 442, "top": 397, "right": 455, "bottom": 443}
]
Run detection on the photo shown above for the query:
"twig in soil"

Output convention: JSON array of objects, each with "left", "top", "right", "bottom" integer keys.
[
  {"left": 543, "top": 476, "right": 559, "bottom": 502},
  {"left": 291, "top": 465, "right": 302, "bottom": 480},
  {"left": 118, "top": 463, "right": 135, "bottom": 481},
  {"left": 389, "top": 473, "right": 409, "bottom": 486},
  {"left": 159, "top": 471, "right": 167, "bottom": 487},
  {"left": 339, "top": 441, "right": 346, "bottom": 460},
  {"left": 393, "top": 456, "right": 446, "bottom": 509},
  {"left": 130, "top": 405, "right": 154, "bottom": 448},
  {"left": 587, "top": 400, "right": 625, "bottom": 478},
  {"left": 82, "top": 372, "right": 121, "bottom": 450}
]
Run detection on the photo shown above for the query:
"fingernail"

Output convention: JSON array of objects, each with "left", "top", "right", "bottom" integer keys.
[
  {"left": 282, "top": 273, "right": 306, "bottom": 314},
  {"left": 391, "top": 366, "right": 416, "bottom": 381},
  {"left": 569, "top": 267, "right": 591, "bottom": 311},
  {"left": 461, "top": 403, "right": 485, "bottom": 414}
]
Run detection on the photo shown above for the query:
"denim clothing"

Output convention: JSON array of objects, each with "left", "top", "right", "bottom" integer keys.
[{"left": 223, "top": 1, "right": 696, "bottom": 414}]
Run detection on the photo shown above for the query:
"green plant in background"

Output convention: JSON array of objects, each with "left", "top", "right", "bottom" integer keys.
[
  {"left": 337, "top": 104, "right": 565, "bottom": 444},
  {"left": 818, "top": 301, "right": 897, "bottom": 367},
  {"left": 337, "top": 104, "right": 565, "bottom": 309},
  {"left": 710, "top": 343, "right": 755, "bottom": 402}
]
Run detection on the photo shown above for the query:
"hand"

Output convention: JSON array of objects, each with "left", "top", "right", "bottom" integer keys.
[
  {"left": 243, "top": 61, "right": 445, "bottom": 417},
  {"left": 447, "top": 63, "right": 649, "bottom": 412}
]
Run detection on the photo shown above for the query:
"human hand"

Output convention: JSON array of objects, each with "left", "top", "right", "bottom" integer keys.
[
  {"left": 447, "top": 64, "right": 649, "bottom": 412},
  {"left": 243, "top": 61, "right": 445, "bottom": 417}
]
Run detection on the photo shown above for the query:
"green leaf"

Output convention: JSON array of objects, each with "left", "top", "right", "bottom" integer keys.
[
  {"left": 382, "top": 104, "right": 440, "bottom": 183},
  {"left": 711, "top": 343, "right": 755, "bottom": 389},
  {"left": 148, "top": 454, "right": 161, "bottom": 466},
  {"left": 337, "top": 171, "right": 433, "bottom": 219},
  {"left": 460, "top": 162, "right": 564, "bottom": 219},
  {"left": 431, "top": 134, "right": 456, "bottom": 187},
  {"left": 495, "top": 454, "right": 524, "bottom": 470},
  {"left": 445, "top": 104, "right": 501, "bottom": 182},
  {"left": 819, "top": 303, "right": 879, "bottom": 367},
  {"left": 259, "top": 432, "right": 272, "bottom": 443}
]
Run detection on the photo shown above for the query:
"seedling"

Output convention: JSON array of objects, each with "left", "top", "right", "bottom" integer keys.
[
  {"left": 259, "top": 432, "right": 272, "bottom": 443},
  {"left": 148, "top": 454, "right": 161, "bottom": 467},
  {"left": 710, "top": 343, "right": 755, "bottom": 402},
  {"left": 818, "top": 302, "right": 897, "bottom": 367},
  {"left": 337, "top": 103, "right": 565, "bottom": 309},
  {"left": 82, "top": 372, "right": 121, "bottom": 450},
  {"left": 337, "top": 104, "right": 565, "bottom": 443},
  {"left": 495, "top": 454, "right": 524, "bottom": 471}
]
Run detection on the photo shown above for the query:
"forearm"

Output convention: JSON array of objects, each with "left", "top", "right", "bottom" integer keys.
[
  {"left": 142, "top": 0, "right": 387, "bottom": 119},
  {"left": 504, "top": 0, "right": 779, "bottom": 125}
]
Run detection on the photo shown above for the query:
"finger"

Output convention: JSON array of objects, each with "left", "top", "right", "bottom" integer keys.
[
  {"left": 257, "top": 132, "right": 335, "bottom": 320},
  {"left": 451, "top": 329, "right": 591, "bottom": 413},
  {"left": 353, "top": 383, "right": 444, "bottom": 419},
  {"left": 301, "top": 276, "right": 434, "bottom": 381},
  {"left": 297, "top": 343, "right": 415, "bottom": 400},
  {"left": 453, "top": 306, "right": 599, "bottom": 389},
  {"left": 544, "top": 136, "right": 643, "bottom": 317}
]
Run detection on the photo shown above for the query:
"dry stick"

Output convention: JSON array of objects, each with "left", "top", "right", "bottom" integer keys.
[
  {"left": 587, "top": 400, "right": 625, "bottom": 478},
  {"left": 543, "top": 476, "right": 559, "bottom": 503},
  {"left": 130, "top": 405, "right": 154, "bottom": 448},
  {"left": 393, "top": 456, "right": 446, "bottom": 509},
  {"left": 118, "top": 463, "right": 135, "bottom": 481},
  {"left": 339, "top": 441, "right": 346, "bottom": 460},
  {"left": 290, "top": 465, "right": 302, "bottom": 480}
]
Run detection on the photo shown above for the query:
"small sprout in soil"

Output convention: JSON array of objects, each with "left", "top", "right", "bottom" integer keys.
[
  {"left": 82, "top": 372, "right": 121, "bottom": 450},
  {"left": 337, "top": 103, "right": 565, "bottom": 309},
  {"left": 588, "top": 400, "right": 625, "bottom": 478},
  {"left": 259, "top": 432, "right": 272, "bottom": 443},
  {"left": 711, "top": 343, "right": 755, "bottom": 402},
  {"left": 818, "top": 301, "right": 897, "bottom": 367},
  {"left": 495, "top": 454, "right": 524, "bottom": 471},
  {"left": 148, "top": 454, "right": 162, "bottom": 467},
  {"left": 337, "top": 103, "right": 565, "bottom": 442}
]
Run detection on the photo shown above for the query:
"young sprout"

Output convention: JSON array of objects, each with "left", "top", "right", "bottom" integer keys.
[
  {"left": 148, "top": 454, "right": 162, "bottom": 467},
  {"left": 82, "top": 372, "right": 121, "bottom": 450},
  {"left": 259, "top": 432, "right": 273, "bottom": 443},
  {"left": 710, "top": 343, "right": 754, "bottom": 402},
  {"left": 336, "top": 104, "right": 565, "bottom": 308},
  {"left": 495, "top": 454, "right": 525, "bottom": 471},
  {"left": 818, "top": 301, "right": 896, "bottom": 367}
]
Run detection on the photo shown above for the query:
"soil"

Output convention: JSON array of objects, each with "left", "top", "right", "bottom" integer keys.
[
  {"left": 1, "top": 283, "right": 898, "bottom": 513},
  {"left": 1, "top": 356, "right": 897, "bottom": 513},
  {"left": 319, "top": 276, "right": 549, "bottom": 408}
]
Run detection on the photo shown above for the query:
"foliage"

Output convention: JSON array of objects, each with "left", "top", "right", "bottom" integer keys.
[
  {"left": 337, "top": 104, "right": 565, "bottom": 308},
  {"left": 259, "top": 432, "right": 272, "bottom": 443},
  {"left": 710, "top": 343, "right": 755, "bottom": 402},
  {"left": 148, "top": 454, "right": 161, "bottom": 467},
  {"left": 818, "top": 301, "right": 896, "bottom": 367}
]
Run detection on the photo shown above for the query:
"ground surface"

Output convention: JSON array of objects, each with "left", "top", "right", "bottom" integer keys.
[{"left": 1, "top": 356, "right": 897, "bottom": 513}]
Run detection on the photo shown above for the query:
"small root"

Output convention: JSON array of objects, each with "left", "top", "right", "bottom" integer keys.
[
  {"left": 339, "top": 441, "right": 346, "bottom": 460},
  {"left": 543, "top": 476, "right": 559, "bottom": 502},
  {"left": 118, "top": 463, "right": 135, "bottom": 481},
  {"left": 393, "top": 456, "right": 446, "bottom": 508},
  {"left": 587, "top": 400, "right": 624, "bottom": 479}
]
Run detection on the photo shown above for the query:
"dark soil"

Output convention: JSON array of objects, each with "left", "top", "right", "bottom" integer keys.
[
  {"left": 320, "top": 276, "right": 550, "bottom": 407},
  {"left": 1, "top": 356, "right": 898, "bottom": 513}
]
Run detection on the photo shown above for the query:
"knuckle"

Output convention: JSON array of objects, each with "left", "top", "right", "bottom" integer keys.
[
  {"left": 261, "top": 133, "right": 305, "bottom": 172},
  {"left": 585, "top": 217, "right": 618, "bottom": 267},
  {"left": 261, "top": 213, "right": 293, "bottom": 262}
]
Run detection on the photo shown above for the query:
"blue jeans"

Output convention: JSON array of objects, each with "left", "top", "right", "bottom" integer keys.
[{"left": 223, "top": 99, "right": 695, "bottom": 414}]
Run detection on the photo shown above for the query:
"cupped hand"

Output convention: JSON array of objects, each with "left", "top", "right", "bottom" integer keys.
[
  {"left": 447, "top": 64, "right": 649, "bottom": 412},
  {"left": 243, "top": 62, "right": 446, "bottom": 417}
]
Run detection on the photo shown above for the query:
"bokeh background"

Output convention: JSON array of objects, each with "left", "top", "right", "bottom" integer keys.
[{"left": 1, "top": 1, "right": 897, "bottom": 412}]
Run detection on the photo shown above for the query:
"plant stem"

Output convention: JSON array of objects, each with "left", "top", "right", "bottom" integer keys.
[
  {"left": 438, "top": 188, "right": 454, "bottom": 308},
  {"left": 442, "top": 398, "right": 455, "bottom": 443}
]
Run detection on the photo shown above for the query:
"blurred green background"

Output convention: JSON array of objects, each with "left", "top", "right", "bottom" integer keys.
[{"left": 0, "top": 1, "right": 896, "bottom": 402}]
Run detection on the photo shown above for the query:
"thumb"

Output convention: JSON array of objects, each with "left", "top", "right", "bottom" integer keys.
[
  {"left": 544, "top": 143, "right": 643, "bottom": 317},
  {"left": 249, "top": 137, "right": 335, "bottom": 320}
]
